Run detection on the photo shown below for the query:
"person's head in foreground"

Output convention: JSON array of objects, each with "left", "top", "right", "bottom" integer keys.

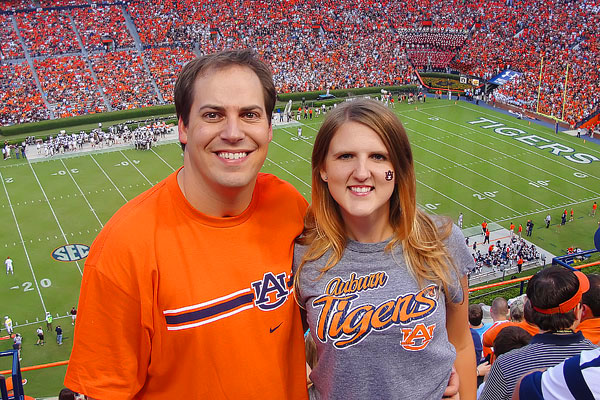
[{"left": 525, "top": 266, "right": 589, "bottom": 331}]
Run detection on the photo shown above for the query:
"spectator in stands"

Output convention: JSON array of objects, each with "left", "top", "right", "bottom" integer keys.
[
  {"left": 469, "top": 303, "right": 492, "bottom": 342},
  {"left": 575, "top": 274, "right": 600, "bottom": 344},
  {"left": 476, "top": 326, "right": 532, "bottom": 398},
  {"left": 514, "top": 348, "right": 600, "bottom": 399},
  {"left": 479, "top": 266, "right": 597, "bottom": 400},
  {"left": 481, "top": 297, "right": 509, "bottom": 361},
  {"left": 482, "top": 295, "right": 539, "bottom": 363}
]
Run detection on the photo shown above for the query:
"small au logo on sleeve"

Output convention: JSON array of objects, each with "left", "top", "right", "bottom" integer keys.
[{"left": 51, "top": 244, "right": 90, "bottom": 262}]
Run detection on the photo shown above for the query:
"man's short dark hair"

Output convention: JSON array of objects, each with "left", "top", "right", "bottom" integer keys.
[
  {"left": 582, "top": 274, "right": 600, "bottom": 317},
  {"left": 525, "top": 266, "right": 580, "bottom": 331},
  {"left": 469, "top": 304, "right": 483, "bottom": 326},
  {"left": 174, "top": 49, "right": 277, "bottom": 129},
  {"left": 493, "top": 326, "right": 532, "bottom": 357}
]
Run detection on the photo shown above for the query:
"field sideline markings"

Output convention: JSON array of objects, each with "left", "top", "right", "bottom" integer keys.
[
  {"left": 0, "top": 169, "right": 49, "bottom": 313},
  {"left": 119, "top": 150, "right": 153, "bottom": 185},
  {"left": 61, "top": 160, "right": 103, "bottom": 227},
  {"left": 410, "top": 138, "right": 559, "bottom": 207},
  {"left": 28, "top": 161, "right": 83, "bottom": 275},
  {"left": 402, "top": 112, "right": 600, "bottom": 195},
  {"left": 265, "top": 157, "right": 310, "bottom": 188},
  {"left": 494, "top": 195, "right": 600, "bottom": 224},
  {"left": 150, "top": 148, "right": 176, "bottom": 171},
  {"left": 456, "top": 103, "right": 600, "bottom": 158},
  {"left": 270, "top": 140, "right": 310, "bottom": 163},
  {"left": 89, "top": 154, "right": 128, "bottom": 202}
]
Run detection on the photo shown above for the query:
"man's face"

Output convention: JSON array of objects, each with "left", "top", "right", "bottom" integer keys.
[{"left": 178, "top": 65, "right": 272, "bottom": 195}]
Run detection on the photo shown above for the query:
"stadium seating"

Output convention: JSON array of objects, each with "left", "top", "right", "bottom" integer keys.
[{"left": 0, "top": 0, "right": 597, "bottom": 127}]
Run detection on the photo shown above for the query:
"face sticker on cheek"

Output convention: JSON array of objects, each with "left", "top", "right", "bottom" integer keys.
[{"left": 385, "top": 170, "right": 394, "bottom": 181}]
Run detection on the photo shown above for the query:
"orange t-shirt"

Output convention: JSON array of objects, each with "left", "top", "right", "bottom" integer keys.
[
  {"left": 482, "top": 320, "right": 539, "bottom": 363},
  {"left": 65, "top": 170, "right": 309, "bottom": 399},
  {"left": 576, "top": 318, "right": 600, "bottom": 344}
]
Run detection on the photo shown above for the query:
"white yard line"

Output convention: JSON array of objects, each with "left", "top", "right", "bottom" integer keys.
[
  {"left": 265, "top": 157, "right": 311, "bottom": 188},
  {"left": 27, "top": 161, "right": 83, "bottom": 275},
  {"left": 402, "top": 112, "right": 600, "bottom": 194},
  {"left": 119, "top": 150, "right": 153, "bottom": 185},
  {"left": 408, "top": 125, "right": 575, "bottom": 202},
  {"left": 457, "top": 103, "right": 600, "bottom": 157},
  {"left": 150, "top": 148, "right": 176, "bottom": 171},
  {"left": 411, "top": 142, "right": 553, "bottom": 208},
  {"left": 414, "top": 159, "right": 520, "bottom": 214},
  {"left": 61, "top": 159, "right": 103, "bottom": 227},
  {"left": 0, "top": 170, "right": 48, "bottom": 313},
  {"left": 270, "top": 140, "right": 311, "bottom": 163},
  {"left": 89, "top": 154, "right": 128, "bottom": 202},
  {"left": 417, "top": 179, "right": 490, "bottom": 220}
]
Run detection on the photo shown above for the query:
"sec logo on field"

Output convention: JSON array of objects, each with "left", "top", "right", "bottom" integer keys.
[{"left": 52, "top": 244, "right": 90, "bottom": 262}]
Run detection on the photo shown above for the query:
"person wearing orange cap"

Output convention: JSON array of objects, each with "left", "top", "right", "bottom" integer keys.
[
  {"left": 576, "top": 274, "right": 600, "bottom": 344},
  {"left": 480, "top": 266, "right": 596, "bottom": 400}
]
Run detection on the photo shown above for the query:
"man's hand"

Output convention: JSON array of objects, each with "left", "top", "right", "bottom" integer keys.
[{"left": 443, "top": 366, "right": 460, "bottom": 399}]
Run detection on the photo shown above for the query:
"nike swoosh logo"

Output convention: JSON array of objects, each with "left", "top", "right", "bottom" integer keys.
[{"left": 270, "top": 322, "right": 283, "bottom": 333}]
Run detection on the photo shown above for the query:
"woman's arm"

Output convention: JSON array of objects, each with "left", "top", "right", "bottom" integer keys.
[{"left": 446, "top": 275, "right": 477, "bottom": 400}]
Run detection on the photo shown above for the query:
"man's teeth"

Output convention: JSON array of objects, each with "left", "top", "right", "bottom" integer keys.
[
  {"left": 351, "top": 187, "right": 372, "bottom": 193},
  {"left": 218, "top": 152, "right": 247, "bottom": 160}
]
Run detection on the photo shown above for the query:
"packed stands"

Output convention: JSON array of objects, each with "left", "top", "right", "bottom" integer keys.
[
  {"left": 451, "top": 0, "right": 600, "bottom": 125},
  {"left": 0, "top": 15, "right": 25, "bottom": 60},
  {"left": 39, "top": 0, "right": 90, "bottom": 6},
  {"left": 144, "top": 47, "right": 195, "bottom": 103},
  {"left": 0, "top": 0, "right": 598, "bottom": 127},
  {"left": 72, "top": 5, "right": 134, "bottom": 52},
  {"left": 89, "top": 50, "right": 159, "bottom": 110},
  {"left": 16, "top": 9, "right": 80, "bottom": 56},
  {"left": 0, "top": 0, "right": 35, "bottom": 12},
  {"left": 35, "top": 56, "right": 106, "bottom": 118},
  {"left": 0, "top": 62, "right": 50, "bottom": 125}
]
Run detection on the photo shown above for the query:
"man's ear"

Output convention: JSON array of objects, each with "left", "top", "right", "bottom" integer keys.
[{"left": 178, "top": 118, "right": 188, "bottom": 146}]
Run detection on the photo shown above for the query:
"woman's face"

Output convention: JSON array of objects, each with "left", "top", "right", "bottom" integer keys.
[{"left": 320, "top": 121, "right": 396, "bottom": 235}]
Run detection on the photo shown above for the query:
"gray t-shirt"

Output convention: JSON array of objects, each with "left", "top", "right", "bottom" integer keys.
[{"left": 295, "top": 224, "right": 474, "bottom": 400}]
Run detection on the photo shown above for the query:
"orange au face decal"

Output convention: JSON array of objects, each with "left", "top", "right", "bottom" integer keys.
[{"left": 312, "top": 272, "right": 439, "bottom": 349}]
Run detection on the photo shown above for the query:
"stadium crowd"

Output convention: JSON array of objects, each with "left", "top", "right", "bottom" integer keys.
[{"left": 0, "top": 0, "right": 598, "bottom": 127}]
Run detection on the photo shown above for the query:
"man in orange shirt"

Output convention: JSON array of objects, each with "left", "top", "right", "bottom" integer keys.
[
  {"left": 576, "top": 274, "right": 600, "bottom": 344},
  {"left": 517, "top": 224, "right": 523, "bottom": 238},
  {"left": 509, "top": 222, "right": 515, "bottom": 237},
  {"left": 482, "top": 296, "right": 539, "bottom": 364},
  {"left": 592, "top": 201, "right": 597, "bottom": 217},
  {"left": 482, "top": 297, "right": 510, "bottom": 361},
  {"left": 65, "top": 50, "right": 309, "bottom": 399}
]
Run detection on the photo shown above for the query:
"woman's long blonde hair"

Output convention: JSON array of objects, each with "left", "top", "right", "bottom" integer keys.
[{"left": 295, "top": 99, "right": 458, "bottom": 298}]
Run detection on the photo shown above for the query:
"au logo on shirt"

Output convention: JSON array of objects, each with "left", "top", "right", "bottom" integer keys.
[
  {"left": 51, "top": 244, "right": 90, "bottom": 262},
  {"left": 252, "top": 272, "right": 291, "bottom": 311}
]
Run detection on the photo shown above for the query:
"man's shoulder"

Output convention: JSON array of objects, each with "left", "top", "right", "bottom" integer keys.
[
  {"left": 257, "top": 173, "right": 308, "bottom": 208},
  {"left": 88, "top": 173, "right": 176, "bottom": 255}
]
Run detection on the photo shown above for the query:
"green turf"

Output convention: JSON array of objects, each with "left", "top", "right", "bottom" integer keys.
[{"left": 0, "top": 98, "right": 598, "bottom": 397}]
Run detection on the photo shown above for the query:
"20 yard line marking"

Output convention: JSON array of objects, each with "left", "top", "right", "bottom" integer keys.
[
  {"left": 0, "top": 169, "right": 48, "bottom": 313},
  {"left": 27, "top": 161, "right": 83, "bottom": 276}
]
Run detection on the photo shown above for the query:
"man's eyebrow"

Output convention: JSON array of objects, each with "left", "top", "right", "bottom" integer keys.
[{"left": 239, "top": 105, "right": 265, "bottom": 112}]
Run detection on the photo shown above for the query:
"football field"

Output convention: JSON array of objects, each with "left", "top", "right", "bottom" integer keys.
[{"left": 0, "top": 98, "right": 598, "bottom": 397}]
